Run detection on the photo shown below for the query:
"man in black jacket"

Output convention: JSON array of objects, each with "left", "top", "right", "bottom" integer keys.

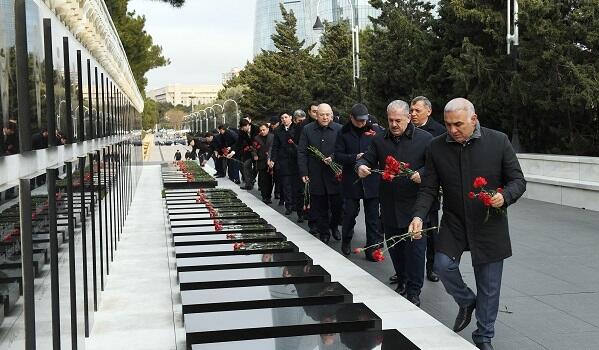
[
  {"left": 411, "top": 96, "right": 446, "bottom": 283},
  {"left": 298, "top": 103, "right": 342, "bottom": 243},
  {"left": 357, "top": 100, "right": 432, "bottom": 306},
  {"left": 409, "top": 98, "right": 526, "bottom": 350},
  {"left": 335, "top": 103, "right": 384, "bottom": 257},
  {"left": 271, "top": 113, "right": 302, "bottom": 219}
]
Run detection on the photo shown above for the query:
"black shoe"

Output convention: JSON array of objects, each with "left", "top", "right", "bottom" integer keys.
[
  {"left": 233, "top": 179, "right": 241, "bottom": 184},
  {"left": 341, "top": 241, "right": 351, "bottom": 255},
  {"left": 296, "top": 214, "right": 304, "bottom": 223},
  {"left": 320, "top": 233, "right": 330, "bottom": 244},
  {"left": 427, "top": 270, "right": 440, "bottom": 282},
  {"left": 244, "top": 185, "right": 253, "bottom": 190},
  {"left": 453, "top": 301, "right": 476, "bottom": 332},
  {"left": 331, "top": 228, "right": 341, "bottom": 241},
  {"left": 407, "top": 294, "right": 421, "bottom": 307},
  {"left": 278, "top": 200, "right": 284, "bottom": 206},
  {"left": 284, "top": 208, "right": 293, "bottom": 215},
  {"left": 475, "top": 343, "right": 494, "bottom": 350},
  {"left": 309, "top": 229, "right": 319, "bottom": 236},
  {"left": 395, "top": 282, "right": 406, "bottom": 296},
  {"left": 215, "top": 174, "right": 225, "bottom": 178},
  {"left": 389, "top": 274, "right": 399, "bottom": 284},
  {"left": 262, "top": 198, "right": 272, "bottom": 204}
]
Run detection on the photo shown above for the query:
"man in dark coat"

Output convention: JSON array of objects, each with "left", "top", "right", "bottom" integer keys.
[
  {"left": 335, "top": 103, "right": 384, "bottom": 258},
  {"left": 32, "top": 128, "right": 49, "bottom": 150},
  {"left": 410, "top": 96, "right": 447, "bottom": 283},
  {"left": 174, "top": 149, "right": 182, "bottom": 161},
  {"left": 229, "top": 119, "right": 255, "bottom": 189},
  {"left": 409, "top": 98, "right": 526, "bottom": 350},
  {"left": 217, "top": 125, "right": 240, "bottom": 183},
  {"left": 357, "top": 100, "right": 433, "bottom": 306},
  {"left": 298, "top": 103, "right": 342, "bottom": 243},
  {"left": 254, "top": 123, "right": 274, "bottom": 203},
  {"left": 271, "top": 113, "right": 302, "bottom": 220}
]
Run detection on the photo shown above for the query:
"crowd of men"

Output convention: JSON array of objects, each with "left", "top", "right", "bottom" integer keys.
[{"left": 183, "top": 96, "right": 526, "bottom": 350}]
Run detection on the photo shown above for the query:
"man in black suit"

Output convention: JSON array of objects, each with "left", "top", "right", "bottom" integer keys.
[
  {"left": 411, "top": 96, "right": 446, "bottom": 283},
  {"left": 409, "top": 98, "right": 526, "bottom": 350},
  {"left": 271, "top": 113, "right": 302, "bottom": 219},
  {"left": 357, "top": 100, "right": 432, "bottom": 306}
]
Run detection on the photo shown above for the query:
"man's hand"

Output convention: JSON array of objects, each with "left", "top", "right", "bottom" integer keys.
[
  {"left": 268, "top": 160, "right": 274, "bottom": 168},
  {"left": 356, "top": 153, "right": 364, "bottom": 160},
  {"left": 302, "top": 176, "right": 310, "bottom": 183},
  {"left": 410, "top": 171, "right": 421, "bottom": 184},
  {"left": 323, "top": 157, "right": 332, "bottom": 165},
  {"left": 408, "top": 217, "right": 423, "bottom": 240},
  {"left": 357, "top": 165, "right": 371, "bottom": 178},
  {"left": 490, "top": 192, "right": 504, "bottom": 208}
]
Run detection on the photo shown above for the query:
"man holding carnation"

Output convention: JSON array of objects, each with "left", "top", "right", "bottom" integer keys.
[
  {"left": 356, "top": 100, "right": 433, "bottom": 306},
  {"left": 408, "top": 98, "right": 526, "bottom": 350}
]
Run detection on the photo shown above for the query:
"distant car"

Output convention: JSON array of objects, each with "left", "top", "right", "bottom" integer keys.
[{"left": 164, "top": 140, "right": 173, "bottom": 146}]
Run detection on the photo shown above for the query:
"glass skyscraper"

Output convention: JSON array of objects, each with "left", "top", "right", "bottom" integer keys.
[{"left": 253, "top": 0, "right": 381, "bottom": 56}]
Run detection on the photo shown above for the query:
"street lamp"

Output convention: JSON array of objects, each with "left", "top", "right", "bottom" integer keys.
[
  {"left": 507, "top": 0, "right": 522, "bottom": 152},
  {"left": 313, "top": 0, "right": 362, "bottom": 102},
  {"left": 212, "top": 103, "right": 225, "bottom": 126},
  {"left": 206, "top": 106, "right": 217, "bottom": 129},
  {"left": 223, "top": 99, "right": 240, "bottom": 128}
]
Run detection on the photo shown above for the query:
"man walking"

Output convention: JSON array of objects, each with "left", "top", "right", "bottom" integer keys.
[
  {"left": 298, "top": 103, "right": 342, "bottom": 243},
  {"left": 409, "top": 98, "right": 526, "bottom": 350},
  {"left": 357, "top": 100, "right": 432, "bottom": 306},
  {"left": 335, "top": 103, "right": 383, "bottom": 258},
  {"left": 410, "top": 96, "right": 447, "bottom": 283}
]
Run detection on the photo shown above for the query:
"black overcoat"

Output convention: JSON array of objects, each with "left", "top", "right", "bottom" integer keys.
[
  {"left": 356, "top": 123, "right": 432, "bottom": 228},
  {"left": 271, "top": 124, "right": 299, "bottom": 176},
  {"left": 413, "top": 125, "right": 526, "bottom": 265},
  {"left": 298, "top": 121, "right": 342, "bottom": 195}
]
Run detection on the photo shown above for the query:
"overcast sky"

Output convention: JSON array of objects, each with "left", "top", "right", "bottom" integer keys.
[{"left": 128, "top": 0, "right": 256, "bottom": 91}]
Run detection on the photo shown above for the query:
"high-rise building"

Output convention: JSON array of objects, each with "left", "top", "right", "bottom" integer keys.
[
  {"left": 146, "top": 84, "right": 222, "bottom": 107},
  {"left": 253, "top": 0, "right": 380, "bottom": 56}
]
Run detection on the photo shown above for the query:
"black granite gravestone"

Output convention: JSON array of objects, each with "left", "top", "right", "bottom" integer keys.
[
  {"left": 176, "top": 252, "right": 312, "bottom": 272},
  {"left": 175, "top": 241, "right": 296, "bottom": 258}
]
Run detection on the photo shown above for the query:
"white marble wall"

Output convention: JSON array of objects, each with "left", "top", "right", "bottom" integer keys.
[{"left": 518, "top": 154, "right": 599, "bottom": 211}]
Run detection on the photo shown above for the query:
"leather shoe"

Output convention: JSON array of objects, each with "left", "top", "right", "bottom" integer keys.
[
  {"left": 341, "top": 241, "right": 351, "bottom": 255},
  {"left": 284, "top": 208, "right": 293, "bottom": 215},
  {"left": 427, "top": 270, "right": 440, "bottom": 282},
  {"left": 475, "top": 342, "right": 494, "bottom": 350},
  {"left": 453, "top": 301, "right": 476, "bottom": 332},
  {"left": 309, "top": 229, "right": 319, "bottom": 236},
  {"left": 296, "top": 214, "right": 304, "bottom": 223},
  {"left": 331, "top": 228, "right": 341, "bottom": 241},
  {"left": 395, "top": 282, "right": 406, "bottom": 296},
  {"left": 389, "top": 274, "right": 399, "bottom": 284},
  {"left": 320, "top": 233, "right": 330, "bottom": 244},
  {"left": 278, "top": 200, "right": 284, "bottom": 206},
  {"left": 407, "top": 294, "right": 420, "bottom": 307}
]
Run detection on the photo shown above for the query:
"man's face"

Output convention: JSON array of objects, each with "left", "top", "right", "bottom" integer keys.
[
  {"left": 350, "top": 116, "right": 367, "bottom": 128},
  {"left": 259, "top": 125, "right": 269, "bottom": 136},
  {"left": 309, "top": 105, "right": 318, "bottom": 120},
  {"left": 317, "top": 105, "right": 333, "bottom": 127},
  {"left": 218, "top": 129, "right": 225, "bottom": 134},
  {"left": 241, "top": 124, "right": 250, "bottom": 133},
  {"left": 410, "top": 101, "right": 431, "bottom": 127},
  {"left": 206, "top": 135, "right": 213, "bottom": 142},
  {"left": 387, "top": 109, "right": 411, "bottom": 136},
  {"left": 281, "top": 114, "right": 292, "bottom": 127},
  {"left": 444, "top": 110, "right": 478, "bottom": 143},
  {"left": 294, "top": 116, "right": 305, "bottom": 124},
  {"left": 42, "top": 131, "right": 48, "bottom": 137}
]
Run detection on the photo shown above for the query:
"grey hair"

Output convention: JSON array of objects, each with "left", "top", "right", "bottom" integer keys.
[
  {"left": 387, "top": 100, "right": 410, "bottom": 115},
  {"left": 411, "top": 96, "right": 432, "bottom": 110},
  {"left": 293, "top": 109, "right": 306, "bottom": 118},
  {"left": 444, "top": 98, "right": 476, "bottom": 117}
]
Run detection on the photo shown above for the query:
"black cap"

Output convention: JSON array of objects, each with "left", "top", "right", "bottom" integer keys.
[{"left": 350, "top": 103, "right": 369, "bottom": 121}]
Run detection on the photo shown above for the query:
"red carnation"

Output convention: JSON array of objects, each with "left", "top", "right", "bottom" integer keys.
[
  {"left": 473, "top": 176, "right": 488, "bottom": 189},
  {"left": 233, "top": 242, "right": 245, "bottom": 250},
  {"left": 335, "top": 172, "right": 343, "bottom": 182},
  {"left": 497, "top": 187, "right": 503, "bottom": 193},
  {"left": 372, "top": 249, "right": 385, "bottom": 262},
  {"left": 381, "top": 171, "right": 394, "bottom": 182},
  {"left": 468, "top": 191, "right": 476, "bottom": 199},
  {"left": 287, "top": 139, "right": 294, "bottom": 144}
]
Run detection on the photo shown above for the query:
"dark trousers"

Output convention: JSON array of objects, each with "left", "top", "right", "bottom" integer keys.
[
  {"left": 242, "top": 159, "right": 256, "bottom": 186},
  {"left": 227, "top": 159, "right": 240, "bottom": 182},
  {"left": 341, "top": 197, "right": 382, "bottom": 247},
  {"left": 258, "top": 167, "right": 273, "bottom": 200},
  {"left": 281, "top": 175, "right": 302, "bottom": 213},
  {"left": 385, "top": 225, "right": 426, "bottom": 297},
  {"left": 214, "top": 156, "right": 224, "bottom": 175},
  {"left": 426, "top": 211, "right": 439, "bottom": 272},
  {"left": 311, "top": 193, "right": 342, "bottom": 237},
  {"left": 434, "top": 253, "right": 504, "bottom": 344},
  {"left": 273, "top": 168, "right": 281, "bottom": 198}
]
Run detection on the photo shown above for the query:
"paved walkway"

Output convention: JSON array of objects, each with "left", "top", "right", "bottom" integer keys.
[{"left": 85, "top": 165, "right": 180, "bottom": 350}]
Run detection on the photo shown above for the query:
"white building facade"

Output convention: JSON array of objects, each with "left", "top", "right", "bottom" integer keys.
[{"left": 146, "top": 84, "right": 222, "bottom": 107}]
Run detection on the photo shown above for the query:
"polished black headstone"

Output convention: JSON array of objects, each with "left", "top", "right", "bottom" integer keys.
[
  {"left": 181, "top": 282, "right": 352, "bottom": 314},
  {"left": 175, "top": 240, "right": 296, "bottom": 258},
  {"left": 172, "top": 224, "right": 276, "bottom": 237},
  {"left": 176, "top": 252, "right": 312, "bottom": 272},
  {"left": 0, "top": 281, "right": 20, "bottom": 314},
  {"left": 167, "top": 207, "right": 253, "bottom": 215},
  {"left": 178, "top": 264, "right": 329, "bottom": 290},
  {"left": 191, "top": 329, "right": 420, "bottom": 350},
  {"left": 168, "top": 212, "right": 259, "bottom": 221},
  {"left": 170, "top": 217, "right": 266, "bottom": 228},
  {"left": 167, "top": 202, "right": 247, "bottom": 210},
  {"left": 166, "top": 198, "right": 242, "bottom": 205},
  {"left": 184, "top": 303, "right": 381, "bottom": 347},
  {"left": 173, "top": 232, "right": 285, "bottom": 246}
]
